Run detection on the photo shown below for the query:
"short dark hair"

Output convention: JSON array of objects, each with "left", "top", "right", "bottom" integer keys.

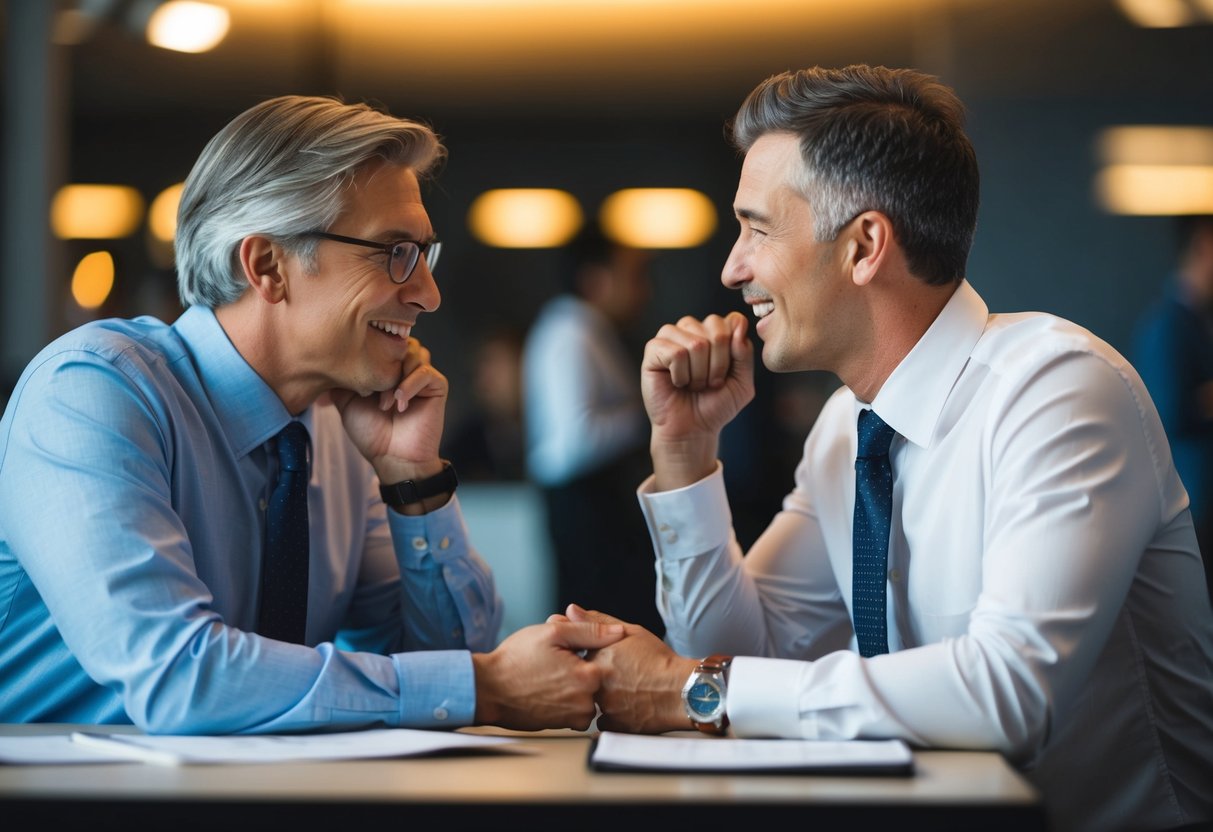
[{"left": 729, "top": 65, "right": 979, "bottom": 286}]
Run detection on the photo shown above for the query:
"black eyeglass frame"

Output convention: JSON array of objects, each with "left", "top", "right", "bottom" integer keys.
[{"left": 299, "top": 231, "right": 441, "bottom": 284}]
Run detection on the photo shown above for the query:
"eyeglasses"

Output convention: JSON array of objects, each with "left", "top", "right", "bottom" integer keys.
[{"left": 300, "top": 231, "right": 441, "bottom": 284}]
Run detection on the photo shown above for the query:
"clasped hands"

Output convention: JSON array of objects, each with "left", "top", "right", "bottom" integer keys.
[{"left": 549, "top": 604, "right": 696, "bottom": 735}]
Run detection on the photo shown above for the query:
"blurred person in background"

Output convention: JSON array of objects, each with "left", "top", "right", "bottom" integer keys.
[
  {"left": 522, "top": 226, "right": 664, "bottom": 635},
  {"left": 562, "top": 65, "right": 1213, "bottom": 832},
  {"left": 0, "top": 94, "right": 623, "bottom": 734},
  {"left": 1133, "top": 214, "right": 1213, "bottom": 602}
]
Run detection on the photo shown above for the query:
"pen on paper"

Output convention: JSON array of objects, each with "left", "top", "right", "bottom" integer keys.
[{"left": 70, "top": 732, "right": 184, "bottom": 766}]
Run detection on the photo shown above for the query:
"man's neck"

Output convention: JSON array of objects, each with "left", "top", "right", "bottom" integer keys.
[
  {"left": 841, "top": 279, "right": 958, "bottom": 404},
  {"left": 214, "top": 298, "right": 309, "bottom": 415}
]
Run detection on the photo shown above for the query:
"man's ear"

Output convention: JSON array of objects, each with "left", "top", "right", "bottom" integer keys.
[
  {"left": 847, "top": 211, "right": 894, "bottom": 288},
  {"left": 237, "top": 235, "right": 290, "bottom": 304}
]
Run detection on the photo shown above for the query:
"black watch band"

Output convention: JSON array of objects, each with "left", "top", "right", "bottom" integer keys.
[{"left": 379, "top": 460, "right": 458, "bottom": 508}]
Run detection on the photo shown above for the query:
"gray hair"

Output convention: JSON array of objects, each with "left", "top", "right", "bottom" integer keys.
[
  {"left": 174, "top": 95, "right": 445, "bottom": 308},
  {"left": 730, "top": 65, "right": 979, "bottom": 286}
]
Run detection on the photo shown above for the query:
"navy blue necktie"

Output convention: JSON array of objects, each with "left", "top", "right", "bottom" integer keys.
[
  {"left": 853, "top": 408, "right": 896, "bottom": 658},
  {"left": 258, "top": 421, "right": 310, "bottom": 644}
]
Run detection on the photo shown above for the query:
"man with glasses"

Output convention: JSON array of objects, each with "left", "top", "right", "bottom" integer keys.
[
  {"left": 560, "top": 66, "right": 1213, "bottom": 831},
  {"left": 0, "top": 95, "right": 622, "bottom": 734}
]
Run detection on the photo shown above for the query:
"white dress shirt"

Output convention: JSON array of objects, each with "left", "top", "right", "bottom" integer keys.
[{"left": 639, "top": 280, "right": 1213, "bottom": 832}]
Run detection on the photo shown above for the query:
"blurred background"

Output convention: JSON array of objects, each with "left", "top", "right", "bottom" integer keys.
[{"left": 4, "top": 0, "right": 1213, "bottom": 636}]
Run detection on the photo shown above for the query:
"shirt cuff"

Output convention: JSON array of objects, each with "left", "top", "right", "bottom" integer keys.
[
  {"left": 636, "top": 462, "right": 732, "bottom": 562},
  {"left": 727, "top": 656, "right": 807, "bottom": 738},
  {"left": 391, "top": 648, "right": 476, "bottom": 728},
  {"left": 386, "top": 493, "right": 471, "bottom": 569}
]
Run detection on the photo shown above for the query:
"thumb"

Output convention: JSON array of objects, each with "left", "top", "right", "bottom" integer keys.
[
  {"left": 566, "top": 603, "right": 626, "bottom": 626},
  {"left": 552, "top": 620, "right": 626, "bottom": 651},
  {"left": 727, "top": 311, "right": 754, "bottom": 383},
  {"left": 726, "top": 311, "right": 752, "bottom": 359}
]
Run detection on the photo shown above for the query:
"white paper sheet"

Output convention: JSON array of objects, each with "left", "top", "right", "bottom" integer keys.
[{"left": 0, "top": 728, "right": 520, "bottom": 766}]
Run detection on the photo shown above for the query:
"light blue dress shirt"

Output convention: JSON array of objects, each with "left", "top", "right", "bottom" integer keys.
[{"left": 0, "top": 305, "right": 503, "bottom": 733}]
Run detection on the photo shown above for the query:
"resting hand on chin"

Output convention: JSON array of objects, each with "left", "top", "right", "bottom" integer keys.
[{"left": 329, "top": 336, "right": 448, "bottom": 483}]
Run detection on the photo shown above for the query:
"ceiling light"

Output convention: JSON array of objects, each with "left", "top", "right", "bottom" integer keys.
[
  {"left": 1097, "top": 125, "right": 1213, "bottom": 166},
  {"left": 1114, "top": 0, "right": 1204, "bottom": 27},
  {"left": 51, "top": 184, "right": 145, "bottom": 239},
  {"left": 1094, "top": 125, "right": 1213, "bottom": 215},
  {"left": 599, "top": 188, "right": 717, "bottom": 249},
  {"left": 71, "top": 251, "right": 116, "bottom": 310},
  {"left": 468, "top": 189, "right": 584, "bottom": 248},
  {"left": 1095, "top": 164, "right": 1213, "bottom": 215},
  {"left": 145, "top": 1, "right": 230, "bottom": 53},
  {"left": 148, "top": 182, "right": 185, "bottom": 243}
]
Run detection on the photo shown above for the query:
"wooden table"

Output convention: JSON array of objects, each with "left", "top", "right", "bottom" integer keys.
[{"left": 0, "top": 724, "right": 1048, "bottom": 830}]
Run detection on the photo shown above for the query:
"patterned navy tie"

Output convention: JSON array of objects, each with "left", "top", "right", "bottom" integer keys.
[
  {"left": 258, "top": 421, "right": 310, "bottom": 644},
  {"left": 853, "top": 408, "right": 896, "bottom": 658}
]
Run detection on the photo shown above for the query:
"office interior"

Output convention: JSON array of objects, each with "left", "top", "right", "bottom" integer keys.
[{"left": 3, "top": 0, "right": 1213, "bottom": 634}]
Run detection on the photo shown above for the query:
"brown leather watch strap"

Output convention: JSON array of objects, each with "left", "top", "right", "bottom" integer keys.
[{"left": 691, "top": 654, "right": 733, "bottom": 735}]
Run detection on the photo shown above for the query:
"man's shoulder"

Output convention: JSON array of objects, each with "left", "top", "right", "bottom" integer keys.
[
  {"left": 37, "top": 315, "right": 180, "bottom": 366},
  {"left": 524, "top": 296, "right": 596, "bottom": 354},
  {"left": 972, "top": 311, "right": 1149, "bottom": 419},
  {"left": 16, "top": 315, "right": 193, "bottom": 403},
  {"left": 978, "top": 310, "right": 1123, "bottom": 370}
]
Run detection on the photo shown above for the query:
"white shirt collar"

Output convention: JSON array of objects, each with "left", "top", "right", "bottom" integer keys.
[{"left": 869, "top": 279, "right": 988, "bottom": 449}]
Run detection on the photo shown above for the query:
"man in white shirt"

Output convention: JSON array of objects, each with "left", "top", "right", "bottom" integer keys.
[{"left": 560, "top": 65, "right": 1213, "bottom": 832}]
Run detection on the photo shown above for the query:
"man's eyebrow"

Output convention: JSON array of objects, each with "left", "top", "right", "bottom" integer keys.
[
  {"left": 378, "top": 228, "right": 436, "bottom": 243},
  {"left": 735, "top": 207, "right": 771, "bottom": 224}
]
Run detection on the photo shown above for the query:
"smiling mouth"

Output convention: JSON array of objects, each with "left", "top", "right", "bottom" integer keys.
[
  {"left": 370, "top": 320, "right": 411, "bottom": 339},
  {"left": 751, "top": 301, "right": 774, "bottom": 319}
]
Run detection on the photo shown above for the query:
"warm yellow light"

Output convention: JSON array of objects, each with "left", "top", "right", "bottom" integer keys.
[
  {"left": 1095, "top": 164, "right": 1213, "bottom": 215},
  {"left": 51, "top": 185, "right": 145, "bottom": 239},
  {"left": 146, "top": 1, "right": 230, "bottom": 53},
  {"left": 1097, "top": 126, "right": 1213, "bottom": 166},
  {"left": 71, "top": 251, "right": 116, "bottom": 310},
  {"left": 1114, "top": 0, "right": 1193, "bottom": 27},
  {"left": 599, "top": 188, "right": 717, "bottom": 249},
  {"left": 149, "top": 183, "right": 185, "bottom": 243},
  {"left": 468, "top": 189, "right": 584, "bottom": 248}
]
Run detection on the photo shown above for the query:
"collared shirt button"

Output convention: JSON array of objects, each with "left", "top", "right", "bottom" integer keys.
[
  {"left": 657, "top": 523, "right": 671, "bottom": 532},
  {"left": 433, "top": 707, "right": 448, "bottom": 721},
  {"left": 259, "top": 498, "right": 268, "bottom": 512},
  {"left": 439, "top": 536, "right": 451, "bottom": 550},
  {"left": 411, "top": 536, "right": 427, "bottom": 551},
  {"left": 889, "top": 569, "right": 902, "bottom": 583},
  {"left": 665, "top": 531, "right": 678, "bottom": 544}
]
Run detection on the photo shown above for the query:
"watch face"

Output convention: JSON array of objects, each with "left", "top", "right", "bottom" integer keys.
[{"left": 685, "top": 677, "right": 723, "bottom": 719}]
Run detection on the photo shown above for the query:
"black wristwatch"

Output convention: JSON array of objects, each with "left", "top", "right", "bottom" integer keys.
[{"left": 379, "top": 460, "right": 458, "bottom": 509}]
